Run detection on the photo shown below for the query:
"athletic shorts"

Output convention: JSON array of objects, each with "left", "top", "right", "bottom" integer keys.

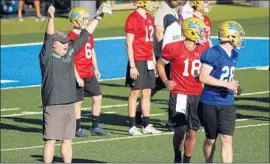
[
  {"left": 154, "top": 57, "right": 170, "bottom": 90},
  {"left": 169, "top": 93, "right": 201, "bottom": 131},
  {"left": 43, "top": 103, "right": 76, "bottom": 141},
  {"left": 201, "top": 103, "right": 236, "bottom": 139},
  {"left": 125, "top": 61, "right": 155, "bottom": 89},
  {"left": 76, "top": 75, "right": 102, "bottom": 101}
]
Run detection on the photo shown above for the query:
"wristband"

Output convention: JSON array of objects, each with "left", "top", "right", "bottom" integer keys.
[{"left": 163, "top": 80, "right": 168, "bottom": 84}]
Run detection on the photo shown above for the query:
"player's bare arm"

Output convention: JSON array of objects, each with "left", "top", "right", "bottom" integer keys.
[
  {"left": 46, "top": 5, "right": 55, "bottom": 35},
  {"left": 74, "top": 65, "right": 84, "bottom": 87},
  {"left": 155, "top": 25, "right": 164, "bottom": 42},
  {"left": 126, "top": 33, "right": 139, "bottom": 80},
  {"left": 199, "top": 65, "right": 239, "bottom": 93},
  {"left": 92, "top": 49, "right": 101, "bottom": 79},
  {"left": 156, "top": 58, "right": 176, "bottom": 90}
]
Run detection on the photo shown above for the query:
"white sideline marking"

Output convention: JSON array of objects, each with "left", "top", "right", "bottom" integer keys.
[
  {"left": 2, "top": 65, "right": 268, "bottom": 90},
  {"left": 1, "top": 36, "right": 268, "bottom": 48},
  {"left": 1, "top": 90, "right": 269, "bottom": 118},
  {"left": 240, "top": 91, "right": 269, "bottom": 96},
  {"left": 1, "top": 77, "right": 126, "bottom": 90},
  {"left": 1, "top": 123, "right": 268, "bottom": 152},
  {"left": 0, "top": 80, "right": 19, "bottom": 84},
  {"left": 0, "top": 108, "right": 20, "bottom": 112},
  {"left": 81, "top": 103, "right": 129, "bottom": 111}
]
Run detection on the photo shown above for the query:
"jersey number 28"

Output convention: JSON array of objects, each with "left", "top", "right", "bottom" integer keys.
[{"left": 220, "top": 66, "right": 235, "bottom": 82}]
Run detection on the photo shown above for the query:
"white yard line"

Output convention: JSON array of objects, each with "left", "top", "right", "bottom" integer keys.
[
  {"left": 2, "top": 65, "right": 269, "bottom": 90},
  {"left": 1, "top": 123, "right": 268, "bottom": 152},
  {"left": 240, "top": 91, "right": 269, "bottom": 96},
  {"left": 1, "top": 36, "right": 268, "bottom": 48},
  {"left": 1, "top": 90, "right": 269, "bottom": 118},
  {"left": 0, "top": 108, "right": 20, "bottom": 112}
]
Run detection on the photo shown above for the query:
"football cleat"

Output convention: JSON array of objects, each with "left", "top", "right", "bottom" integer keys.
[
  {"left": 76, "top": 128, "right": 89, "bottom": 137},
  {"left": 142, "top": 124, "right": 162, "bottom": 135},
  {"left": 90, "top": 127, "right": 109, "bottom": 136},
  {"left": 128, "top": 126, "right": 143, "bottom": 136}
]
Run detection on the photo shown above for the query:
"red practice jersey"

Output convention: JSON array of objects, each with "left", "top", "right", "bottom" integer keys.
[
  {"left": 125, "top": 10, "right": 154, "bottom": 61},
  {"left": 68, "top": 31, "right": 95, "bottom": 78},
  {"left": 162, "top": 41, "right": 208, "bottom": 95},
  {"left": 194, "top": 14, "right": 212, "bottom": 48}
]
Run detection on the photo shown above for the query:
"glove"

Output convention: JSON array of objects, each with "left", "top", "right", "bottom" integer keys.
[
  {"left": 237, "top": 86, "right": 242, "bottom": 96},
  {"left": 95, "top": 2, "right": 113, "bottom": 21}
]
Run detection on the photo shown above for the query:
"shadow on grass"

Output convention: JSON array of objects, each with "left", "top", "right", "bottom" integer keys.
[{"left": 31, "top": 155, "right": 106, "bottom": 163}]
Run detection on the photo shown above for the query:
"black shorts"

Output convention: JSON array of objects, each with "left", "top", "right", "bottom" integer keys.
[
  {"left": 201, "top": 103, "right": 236, "bottom": 139},
  {"left": 154, "top": 57, "right": 170, "bottom": 90},
  {"left": 76, "top": 76, "right": 102, "bottom": 101},
  {"left": 169, "top": 93, "right": 201, "bottom": 131},
  {"left": 125, "top": 61, "right": 155, "bottom": 89}
]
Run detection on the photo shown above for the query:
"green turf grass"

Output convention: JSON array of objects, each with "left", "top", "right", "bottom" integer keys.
[
  {"left": 1, "top": 4, "right": 269, "bottom": 45},
  {"left": 1, "top": 69, "right": 269, "bottom": 163}
]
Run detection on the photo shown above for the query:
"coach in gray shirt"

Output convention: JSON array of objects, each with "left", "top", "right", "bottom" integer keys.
[{"left": 40, "top": 5, "right": 107, "bottom": 163}]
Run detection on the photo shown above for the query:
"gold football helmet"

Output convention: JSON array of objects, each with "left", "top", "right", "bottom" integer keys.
[
  {"left": 218, "top": 21, "right": 245, "bottom": 49},
  {"left": 134, "top": 0, "right": 154, "bottom": 11},
  {"left": 190, "top": 0, "right": 211, "bottom": 13},
  {"left": 182, "top": 17, "right": 207, "bottom": 44},
  {"left": 68, "top": 7, "right": 90, "bottom": 29}
]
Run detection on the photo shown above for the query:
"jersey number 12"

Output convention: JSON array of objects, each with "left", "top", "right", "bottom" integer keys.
[{"left": 145, "top": 26, "right": 153, "bottom": 42}]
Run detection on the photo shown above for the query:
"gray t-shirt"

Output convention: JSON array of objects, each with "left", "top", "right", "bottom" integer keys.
[
  {"left": 39, "top": 30, "right": 90, "bottom": 106},
  {"left": 153, "top": 1, "right": 179, "bottom": 57}
]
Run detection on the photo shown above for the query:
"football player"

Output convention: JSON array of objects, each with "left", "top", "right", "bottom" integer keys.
[
  {"left": 190, "top": 0, "right": 212, "bottom": 47},
  {"left": 135, "top": 0, "right": 181, "bottom": 131},
  {"left": 163, "top": 0, "right": 212, "bottom": 49},
  {"left": 125, "top": 0, "right": 161, "bottom": 136},
  {"left": 68, "top": 7, "right": 108, "bottom": 137},
  {"left": 199, "top": 21, "right": 245, "bottom": 163},
  {"left": 157, "top": 17, "right": 208, "bottom": 163}
]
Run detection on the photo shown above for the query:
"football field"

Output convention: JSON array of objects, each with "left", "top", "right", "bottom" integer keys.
[{"left": 1, "top": 4, "right": 269, "bottom": 163}]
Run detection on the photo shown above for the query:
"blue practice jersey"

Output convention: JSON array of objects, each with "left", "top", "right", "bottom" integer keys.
[{"left": 200, "top": 45, "right": 238, "bottom": 105}]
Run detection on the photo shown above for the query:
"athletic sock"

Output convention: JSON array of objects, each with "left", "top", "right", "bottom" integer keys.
[
  {"left": 174, "top": 150, "right": 182, "bottom": 163},
  {"left": 92, "top": 115, "right": 100, "bottom": 129},
  {"left": 129, "top": 117, "right": 136, "bottom": 128},
  {"left": 135, "top": 111, "right": 142, "bottom": 124},
  {"left": 143, "top": 116, "right": 150, "bottom": 128},
  {"left": 183, "top": 155, "right": 191, "bottom": 163},
  {"left": 76, "top": 119, "right": 81, "bottom": 132}
]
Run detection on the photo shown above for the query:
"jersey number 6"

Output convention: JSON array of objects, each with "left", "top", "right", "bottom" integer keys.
[{"left": 85, "top": 43, "right": 92, "bottom": 59}]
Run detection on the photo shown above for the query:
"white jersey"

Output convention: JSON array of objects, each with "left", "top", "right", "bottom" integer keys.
[
  {"left": 179, "top": 1, "right": 194, "bottom": 20},
  {"left": 162, "top": 22, "right": 185, "bottom": 49}
]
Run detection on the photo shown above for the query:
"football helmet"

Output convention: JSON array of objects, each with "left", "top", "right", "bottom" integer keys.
[
  {"left": 182, "top": 17, "right": 207, "bottom": 44},
  {"left": 68, "top": 7, "right": 90, "bottom": 29},
  {"left": 218, "top": 21, "right": 245, "bottom": 49},
  {"left": 134, "top": 0, "right": 154, "bottom": 11},
  {"left": 190, "top": 0, "right": 211, "bottom": 13}
]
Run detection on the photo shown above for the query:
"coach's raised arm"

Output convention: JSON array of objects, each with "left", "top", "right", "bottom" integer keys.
[{"left": 41, "top": 4, "right": 111, "bottom": 59}]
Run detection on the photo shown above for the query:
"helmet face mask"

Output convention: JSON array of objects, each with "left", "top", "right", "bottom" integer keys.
[{"left": 218, "top": 21, "right": 245, "bottom": 49}]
